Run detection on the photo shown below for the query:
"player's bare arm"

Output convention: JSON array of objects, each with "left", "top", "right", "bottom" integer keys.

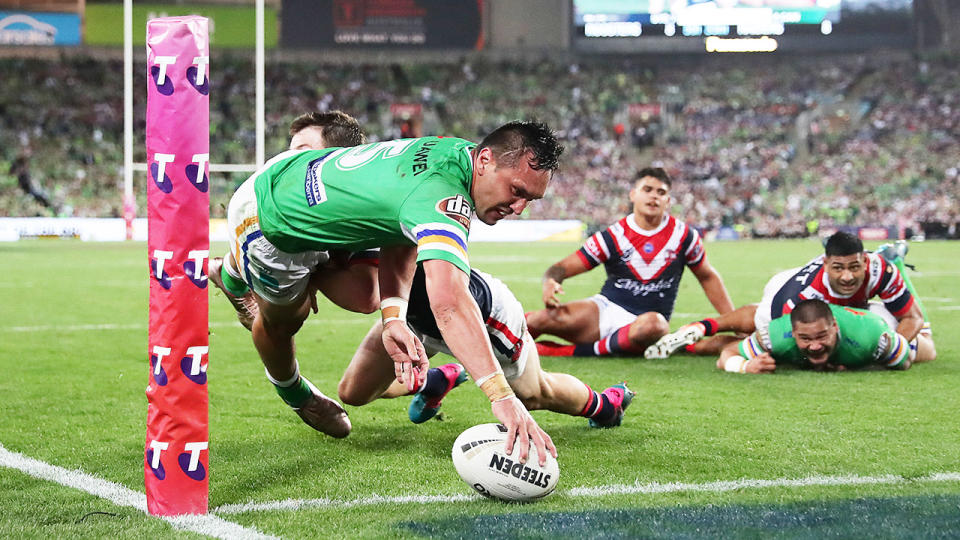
[
  {"left": 378, "top": 245, "right": 429, "bottom": 391},
  {"left": 690, "top": 258, "right": 735, "bottom": 315},
  {"left": 542, "top": 253, "right": 589, "bottom": 308},
  {"left": 894, "top": 301, "right": 924, "bottom": 342},
  {"left": 717, "top": 341, "right": 776, "bottom": 374},
  {"left": 423, "top": 259, "right": 557, "bottom": 466}
]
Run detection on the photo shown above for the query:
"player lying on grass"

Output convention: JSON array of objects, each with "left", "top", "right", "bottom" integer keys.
[
  {"left": 337, "top": 265, "right": 635, "bottom": 430},
  {"left": 526, "top": 167, "right": 734, "bottom": 357},
  {"left": 647, "top": 232, "right": 935, "bottom": 363},
  {"left": 209, "top": 116, "right": 563, "bottom": 465},
  {"left": 717, "top": 299, "right": 923, "bottom": 374}
]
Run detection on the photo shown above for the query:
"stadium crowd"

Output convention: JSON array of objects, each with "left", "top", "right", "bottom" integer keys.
[{"left": 1, "top": 52, "right": 957, "bottom": 237}]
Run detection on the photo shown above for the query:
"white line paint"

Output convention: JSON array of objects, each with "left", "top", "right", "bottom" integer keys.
[
  {"left": 929, "top": 305, "right": 960, "bottom": 311},
  {"left": 0, "top": 318, "right": 376, "bottom": 333},
  {"left": 566, "top": 472, "right": 960, "bottom": 497},
  {"left": 213, "top": 471, "right": 960, "bottom": 514},
  {"left": 0, "top": 443, "right": 277, "bottom": 539},
  {"left": 216, "top": 493, "right": 478, "bottom": 514}
]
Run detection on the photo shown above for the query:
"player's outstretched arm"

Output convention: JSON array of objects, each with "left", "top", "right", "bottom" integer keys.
[
  {"left": 691, "top": 259, "right": 735, "bottom": 315},
  {"left": 423, "top": 259, "right": 557, "bottom": 466},
  {"left": 717, "top": 340, "right": 776, "bottom": 374},
  {"left": 542, "top": 253, "right": 590, "bottom": 308}
]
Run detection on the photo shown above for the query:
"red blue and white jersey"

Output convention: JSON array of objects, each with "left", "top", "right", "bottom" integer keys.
[
  {"left": 765, "top": 252, "right": 914, "bottom": 320},
  {"left": 576, "top": 214, "right": 705, "bottom": 319}
]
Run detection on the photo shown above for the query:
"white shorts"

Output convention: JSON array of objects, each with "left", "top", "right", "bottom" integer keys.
[
  {"left": 754, "top": 267, "right": 800, "bottom": 334},
  {"left": 589, "top": 294, "right": 638, "bottom": 339},
  {"left": 226, "top": 174, "right": 329, "bottom": 305},
  {"left": 413, "top": 270, "right": 529, "bottom": 380}
]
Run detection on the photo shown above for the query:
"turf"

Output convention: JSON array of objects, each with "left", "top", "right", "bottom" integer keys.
[{"left": 0, "top": 239, "right": 957, "bottom": 538}]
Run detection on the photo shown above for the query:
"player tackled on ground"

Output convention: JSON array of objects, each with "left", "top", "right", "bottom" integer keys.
[
  {"left": 338, "top": 265, "right": 635, "bottom": 429},
  {"left": 526, "top": 167, "right": 734, "bottom": 357},
  {"left": 717, "top": 299, "right": 919, "bottom": 374},
  {"left": 646, "top": 231, "right": 935, "bottom": 364}
]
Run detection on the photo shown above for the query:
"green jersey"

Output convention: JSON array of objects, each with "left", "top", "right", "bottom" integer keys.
[
  {"left": 254, "top": 137, "right": 476, "bottom": 274},
  {"left": 739, "top": 304, "right": 909, "bottom": 369}
]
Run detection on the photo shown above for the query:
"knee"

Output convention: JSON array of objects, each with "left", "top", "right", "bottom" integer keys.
[
  {"left": 630, "top": 312, "right": 670, "bottom": 343},
  {"left": 525, "top": 309, "right": 547, "bottom": 331},
  {"left": 337, "top": 377, "right": 370, "bottom": 407}
]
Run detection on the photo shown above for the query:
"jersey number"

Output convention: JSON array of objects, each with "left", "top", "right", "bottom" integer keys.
[{"left": 334, "top": 139, "right": 418, "bottom": 171}]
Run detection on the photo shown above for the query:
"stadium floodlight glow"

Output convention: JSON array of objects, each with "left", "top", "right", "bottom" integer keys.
[
  {"left": 821, "top": 20, "right": 833, "bottom": 35},
  {"left": 704, "top": 36, "right": 778, "bottom": 53},
  {"left": 677, "top": 7, "right": 773, "bottom": 27},
  {"left": 584, "top": 21, "right": 642, "bottom": 37}
]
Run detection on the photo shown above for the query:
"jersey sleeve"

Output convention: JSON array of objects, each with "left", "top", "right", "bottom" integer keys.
[
  {"left": 682, "top": 226, "right": 706, "bottom": 268},
  {"left": 874, "top": 257, "right": 914, "bottom": 317},
  {"left": 398, "top": 175, "right": 472, "bottom": 275},
  {"left": 576, "top": 229, "right": 615, "bottom": 269},
  {"left": 879, "top": 330, "right": 911, "bottom": 369},
  {"left": 737, "top": 333, "right": 770, "bottom": 361}
]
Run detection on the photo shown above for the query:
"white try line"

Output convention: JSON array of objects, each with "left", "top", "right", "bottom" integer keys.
[
  {"left": 0, "top": 318, "right": 376, "bottom": 333},
  {"left": 0, "top": 443, "right": 276, "bottom": 539},
  {"left": 213, "top": 470, "right": 960, "bottom": 515}
]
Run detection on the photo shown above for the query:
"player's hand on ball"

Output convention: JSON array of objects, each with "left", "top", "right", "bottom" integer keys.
[
  {"left": 491, "top": 396, "right": 557, "bottom": 467},
  {"left": 381, "top": 320, "right": 429, "bottom": 392},
  {"left": 746, "top": 353, "right": 777, "bottom": 374},
  {"left": 542, "top": 278, "right": 564, "bottom": 308}
]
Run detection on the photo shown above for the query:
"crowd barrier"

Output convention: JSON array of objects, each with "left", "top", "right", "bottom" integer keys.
[{"left": 0, "top": 217, "right": 586, "bottom": 243}]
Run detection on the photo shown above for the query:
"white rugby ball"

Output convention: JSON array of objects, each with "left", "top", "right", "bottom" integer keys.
[{"left": 451, "top": 423, "right": 559, "bottom": 502}]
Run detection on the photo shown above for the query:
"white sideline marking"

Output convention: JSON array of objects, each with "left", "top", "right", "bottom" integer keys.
[
  {"left": 0, "top": 318, "right": 375, "bottom": 333},
  {"left": 213, "top": 471, "right": 960, "bottom": 514},
  {"left": 0, "top": 443, "right": 276, "bottom": 540}
]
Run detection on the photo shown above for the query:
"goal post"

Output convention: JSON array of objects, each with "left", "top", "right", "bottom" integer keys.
[{"left": 144, "top": 15, "right": 211, "bottom": 516}]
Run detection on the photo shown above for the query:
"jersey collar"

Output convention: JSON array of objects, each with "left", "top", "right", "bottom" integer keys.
[{"left": 626, "top": 213, "right": 670, "bottom": 235}]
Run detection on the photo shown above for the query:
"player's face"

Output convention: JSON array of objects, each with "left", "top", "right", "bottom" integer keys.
[
  {"left": 472, "top": 148, "right": 550, "bottom": 225},
  {"left": 289, "top": 126, "right": 326, "bottom": 151},
  {"left": 792, "top": 317, "right": 839, "bottom": 365},
  {"left": 825, "top": 253, "right": 866, "bottom": 295},
  {"left": 630, "top": 177, "right": 670, "bottom": 221}
]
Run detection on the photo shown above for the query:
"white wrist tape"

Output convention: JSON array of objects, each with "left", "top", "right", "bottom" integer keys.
[
  {"left": 724, "top": 355, "right": 749, "bottom": 374},
  {"left": 380, "top": 296, "right": 408, "bottom": 325},
  {"left": 474, "top": 369, "right": 505, "bottom": 387}
]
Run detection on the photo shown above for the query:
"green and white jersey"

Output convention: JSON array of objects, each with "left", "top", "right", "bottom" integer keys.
[
  {"left": 254, "top": 137, "right": 476, "bottom": 274},
  {"left": 739, "top": 304, "right": 909, "bottom": 369}
]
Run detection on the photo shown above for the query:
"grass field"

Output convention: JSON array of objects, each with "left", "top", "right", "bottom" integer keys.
[{"left": 1, "top": 239, "right": 958, "bottom": 538}]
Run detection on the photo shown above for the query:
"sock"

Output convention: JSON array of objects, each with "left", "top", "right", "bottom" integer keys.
[
  {"left": 419, "top": 367, "right": 449, "bottom": 398},
  {"left": 572, "top": 323, "right": 639, "bottom": 357},
  {"left": 890, "top": 257, "right": 927, "bottom": 321},
  {"left": 578, "top": 385, "right": 616, "bottom": 424},
  {"left": 266, "top": 363, "right": 312, "bottom": 408},
  {"left": 536, "top": 341, "right": 576, "bottom": 357},
  {"left": 221, "top": 264, "right": 250, "bottom": 297},
  {"left": 696, "top": 319, "right": 718, "bottom": 336}
]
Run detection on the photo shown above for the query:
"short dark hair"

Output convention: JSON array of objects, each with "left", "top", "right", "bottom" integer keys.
[
  {"left": 824, "top": 231, "right": 863, "bottom": 257},
  {"left": 790, "top": 299, "right": 835, "bottom": 327},
  {"left": 636, "top": 167, "right": 672, "bottom": 189},
  {"left": 289, "top": 111, "right": 365, "bottom": 148},
  {"left": 477, "top": 121, "right": 564, "bottom": 172}
]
